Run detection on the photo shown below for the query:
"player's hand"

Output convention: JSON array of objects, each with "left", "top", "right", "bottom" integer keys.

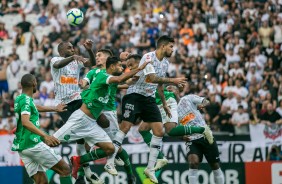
[
  {"left": 120, "top": 52, "right": 130, "bottom": 61},
  {"left": 83, "top": 39, "right": 94, "bottom": 50},
  {"left": 197, "top": 104, "right": 205, "bottom": 111},
  {"left": 55, "top": 103, "right": 67, "bottom": 112},
  {"left": 163, "top": 105, "right": 172, "bottom": 118},
  {"left": 43, "top": 135, "right": 60, "bottom": 147},
  {"left": 183, "top": 135, "right": 191, "bottom": 142},
  {"left": 171, "top": 77, "right": 187, "bottom": 86},
  {"left": 138, "top": 61, "right": 150, "bottom": 70}
]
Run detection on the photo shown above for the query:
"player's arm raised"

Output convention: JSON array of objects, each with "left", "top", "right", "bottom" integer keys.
[
  {"left": 21, "top": 114, "right": 60, "bottom": 147},
  {"left": 146, "top": 71, "right": 187, "bottom": 86},
  {"left": 82, "top": 39, "right": 95, "bottom": 67},
  {"left": 108, "top": 61, "right": 150, "bottom": 84}
]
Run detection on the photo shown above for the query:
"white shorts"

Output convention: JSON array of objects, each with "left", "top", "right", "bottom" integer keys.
[
  {"left": 103, "top": 110, "right": 119, "bottom": 140},
  {"left": 54, "top": 109, "right": 112, "bottom": 147},
  {"left": 19, "top": 142, "right": 62, "bottom": 177},
  {"left": 158, "top": 98, "right": 178, "bottom": 124}
]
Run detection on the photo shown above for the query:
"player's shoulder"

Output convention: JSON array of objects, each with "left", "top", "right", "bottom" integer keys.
[
  {"left": 51, "top": 56, "right": 64, "bottom": 62},
  {"left": 16, "top": 94, "right": 31, "bottom": 104},
  {"left": 50, "top": 57, "right": 64, "bottom": 67},
  {"left": 143, "top": 51, "right": 155, "bottom": 60}
]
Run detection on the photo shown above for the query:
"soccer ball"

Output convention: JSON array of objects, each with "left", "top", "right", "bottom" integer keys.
[{"left": 67, "top": 8, "right": 84, "bottom": 26}]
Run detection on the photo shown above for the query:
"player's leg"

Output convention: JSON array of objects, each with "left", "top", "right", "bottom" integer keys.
[
  {"left": 57, "top": 100, "right": 91, "bottom": 183},
  {"left": 31, "top": 171, "right": 48, "bottom": 184},
  {"left": 203, "top": 139, "right": 224, "bottom": 184},
  {"left": 51, "top": 159, "right": 73, "bottom": 184},
  {"left": 104, "top": 120, "right": 132, "bottom": 174},
  {"left": 186, "top": 140, "right": 203, "bottom": 184},
  {"left": 103, "top": 110, "right": 135, "bottom": 182},
  {"left": 19, "top": 142, "right": 72, "bottom": 184},
  {"left": 138, "top": 122, "right": 167, "bottom": 168},
  {"left": 104, "top": 94, "right": 140, "bottom": 175}
]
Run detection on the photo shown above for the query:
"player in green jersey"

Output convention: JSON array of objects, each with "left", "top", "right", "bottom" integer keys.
[
  {"left": 12, "top": 74, "right": 72, "bottom": 184},
  {"left": 82, "top": 53, "right": 136, "bottom": 184},
  {"left": 77, "top": 49, "right": 114, "bottom": 184},
  {"left": 53, "top": 56, "right": 149, "bottom": 180}
]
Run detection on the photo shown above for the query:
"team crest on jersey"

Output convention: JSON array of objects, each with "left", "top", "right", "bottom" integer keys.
[
  {"left": 96, "top": 69, "right": 100, "bottom": 73},
  {"left": 123, "top": 110, "right": 131, "bottom": 118}
]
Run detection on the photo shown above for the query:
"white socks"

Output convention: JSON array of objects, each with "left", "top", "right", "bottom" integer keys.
[
  {"left": 107, "top": 130, "right": 125, "bottom": 163},
  {"left": 147, "top": 135, "right": 163, "bottom": 169},
  {"left": 76, "top": 143, "right": 87, "bottom": 156},
  {"left": 188, "top": 169, "right": 198, "bottom": 184},
  {"left": 213, "top": 168, "right": 225, "bottom": 184}
]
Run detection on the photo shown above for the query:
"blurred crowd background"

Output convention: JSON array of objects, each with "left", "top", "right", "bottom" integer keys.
[{"left": 0, "top": 0, "right": 281, "bottom": 138}]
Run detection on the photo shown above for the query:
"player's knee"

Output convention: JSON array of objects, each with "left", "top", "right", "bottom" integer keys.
[
  {"left": 120, "top": 121, "right": 132, "bottom": 133},
  {"left": 105, "top": 144, "right": 115, "bottom": 156},
  {"left": 59, "top": 164, "right": 71, "bottom": 176},
  {"left": 34, "top": 178, "right": 48, "bottom": 184}
]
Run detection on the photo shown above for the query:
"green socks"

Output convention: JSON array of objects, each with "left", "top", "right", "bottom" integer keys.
[
  {"left": 139, "top": 131, "right": 164, "bottom": 159},
  {"left": 117, "top": 149, "right": 133, "bottom": 175},
  {"left": 60, "top": 176, "right": 72, "bottom": 184},
  {"left": 77, "top": 167, "right": 85, "bottom": 177},
  {"left": 80, "top": 148, "right": 107, "bottom": 164},
  {"left": 167, "top": 126, "right": 205, "bottom": 137}
]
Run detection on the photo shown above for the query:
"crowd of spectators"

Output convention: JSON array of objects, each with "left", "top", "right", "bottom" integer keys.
[{"left": 0, "top": 0, "right": 281, "bottom": 137}]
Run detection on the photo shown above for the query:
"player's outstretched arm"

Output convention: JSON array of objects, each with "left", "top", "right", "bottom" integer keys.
[
  {"left": 36, "top": 104, "right": 67, "bottom": 113},
  {"left": 146, "top": 74, "right": 187, "bottom": 86},
  {"left": 52, "top": 56, "right": 76, "bottom": 69},
  {"left": 83, "top": 39, "right": 96, "bottom": 67},
  {"left": 108, "top": 61, "right": 150, "bottom": 84},
  {"left": 21, "top": 114, "right": 60, "bottom": 147}
]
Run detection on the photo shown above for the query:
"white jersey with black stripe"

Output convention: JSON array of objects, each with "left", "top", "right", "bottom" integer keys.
[
  {"left": 50, "top": 57, "right": 84, "bottom": 105},
  {"left": 178, "top": 95, "right": 207, "bottom": 140},
  {"left": 126, "top": 51, "right": 169, "bottom": 97}
]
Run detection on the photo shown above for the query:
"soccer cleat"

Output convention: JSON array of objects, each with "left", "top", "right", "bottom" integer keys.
[
  {"left": 86, "top": 173, "right": 105, "bottom": 184},
  {"left": 203, "top": 125, "right": 214, "bottom": 144},
  {"left": 114, "top": 157, "right": 125, "bottom": 166},
  {"left": 144, "top": 168, "right": 158, "bottom": 184},
  {"left": 127, "top": 174, "right": 137, "bottom": 184},
  {"left": 104, "top": 163, "right": 118, "bottom": 176},
  {"left": 74, "top": 175, "right": 86, "bottom": 184},
  {"left": 71, "top": 156, "right": 81, "bottom": 179},
  {"left": 154, "top": 157, "right": 168, "bottom": 171}
]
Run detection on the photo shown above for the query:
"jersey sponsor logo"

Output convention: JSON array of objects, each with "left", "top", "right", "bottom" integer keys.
[
  {"left": 98, "top": 96, "right": 109, "bottom": 104},
  {"left": 180, "top": 113, "right": 195, "bottom": 125},
  {"left": 60, "top": 75, "right": 78, "bottom": 84},
  {"left": 123, "top": 110, "right": 131, "bottom": 118},
  {"left": 125, "top": 103, "right": 134, "bottom": 111}
]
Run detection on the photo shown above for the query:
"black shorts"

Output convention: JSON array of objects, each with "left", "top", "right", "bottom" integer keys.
[
  {"left": 58, "top": 99, "right": 83, "bottom": 123},
  {"left": 121, "top": 93, "right": 162, "bottom": 124},
  {"left": 186, "top": 137, "right": 220, "bottom": 164}
]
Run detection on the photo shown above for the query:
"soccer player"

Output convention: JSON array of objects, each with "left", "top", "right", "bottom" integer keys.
[
  {"left": 12, "top": 74, "right": 72, "bottom": 184},
  {"left": 125, "top": 54, "right": 214, "bottom": 173},
  {"left": 50, "top": 40, "right": 99, "bottom": 184},
  {"left": 81, "top": 52, "right": 136, "bottom": 184},
  {"left": 105, "top": 35, "right": 187, "bottom": 184},
  {"left": 53, "top": 57, "right": 149, "bottom": 179},
  {"left": 178, "top": 94, "right": 224, "bottom": 184}
]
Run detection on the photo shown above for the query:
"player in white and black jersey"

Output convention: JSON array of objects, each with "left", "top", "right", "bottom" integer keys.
[
  {"left": 178, "top": 94, "right": 224, "bottom": 184},
  {"left": 50, "top": 40, "right": 101, "bottom": 184},
  {"left": 105, "top": 35, "right": 187, "bottom": 184}
]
